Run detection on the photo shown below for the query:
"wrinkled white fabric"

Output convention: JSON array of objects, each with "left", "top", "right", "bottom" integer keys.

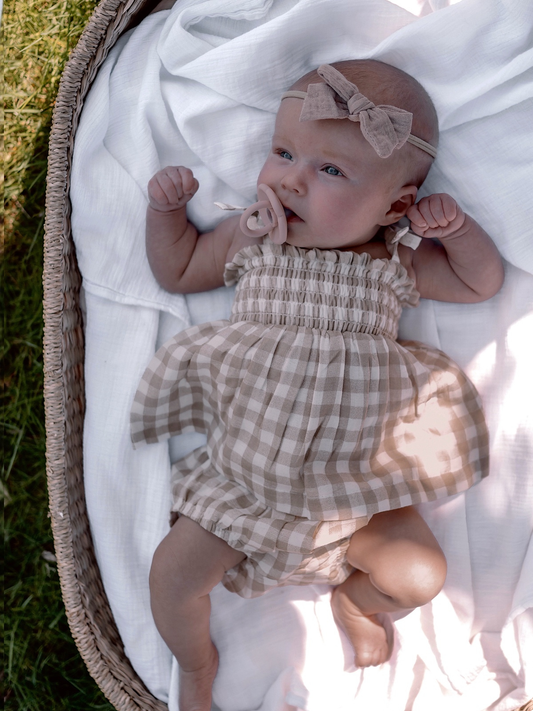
[{"left": 72, "top": 0, "right": 533, "bottom": 708}]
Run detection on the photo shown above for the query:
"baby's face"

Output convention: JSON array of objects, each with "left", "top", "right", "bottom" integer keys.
[{"left": 257, "top": 98, "right": 413, "bottom": 249}]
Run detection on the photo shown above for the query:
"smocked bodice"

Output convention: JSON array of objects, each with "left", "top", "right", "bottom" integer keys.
[{"left": 224, "top": 242, "right": 419, "bottom": 341}]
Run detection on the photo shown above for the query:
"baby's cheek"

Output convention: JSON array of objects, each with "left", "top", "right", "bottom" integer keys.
[
  {"left": 324, "top": 194, "right": 350, "bottom": 222},
  {"left": 256, "top": 160, "right": 274, "bottom": 188}
]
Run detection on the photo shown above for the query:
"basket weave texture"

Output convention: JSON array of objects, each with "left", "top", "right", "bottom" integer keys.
[
  {"left": 44, "top": 0, "right": 166, "bottom": 708},
  {"left": 42, "top": 1, "right": 532, "bottom": 710}
]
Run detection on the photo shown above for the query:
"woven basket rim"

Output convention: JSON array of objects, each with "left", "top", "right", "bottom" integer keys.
[{"left": 43, "top": 0, "right": 167, "bottom": 708}]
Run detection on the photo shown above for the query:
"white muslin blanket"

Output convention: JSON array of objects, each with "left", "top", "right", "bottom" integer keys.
[{"left": 71, "top": 0, "right": 533, "bottom": 708}]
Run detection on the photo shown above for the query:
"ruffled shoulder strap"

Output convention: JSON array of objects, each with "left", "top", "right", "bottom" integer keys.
[{"left": 224, "top": 241, "right": 272, "bottom": 287}]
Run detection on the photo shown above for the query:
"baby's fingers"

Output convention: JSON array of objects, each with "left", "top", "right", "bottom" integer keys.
[
  {"left": 177, "top": 166, "right": 199, "bottom": 196},
  {"left": 148, "top": 166, "right": 198, "bottom": 210},
  {"left": 439, "top": 193, "right": 459, "bottom": 223},
  {"left": 407, "top": 194, "right": 464, "bottom": 237},
  {"left": 148, "top": 168, "right": 182, "bottom": 205},
  {"left": 417, "top": 196, "right": 449, "bottom": 229},
  {"left": 147, "top": 174, "right": 169, "bottom": 205},
  {"left": 410, "top": 212, "right": 466, "bottom": 240},
  {"left": 405, "top": 204, "right": 431, "bottom": 236},
  {"left": 157, "top": 171, "right": 183, "bottom": 204},
  {"left": 158, "top": 166, "right": 193, "bottom": 202},
  {"left": 406, "top": 204, "right": 426, "bottom": 229}
]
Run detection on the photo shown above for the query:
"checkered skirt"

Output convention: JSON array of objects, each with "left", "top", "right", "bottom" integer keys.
[{"left": 131, "top": 243, "right": 489, "bottom": 597}]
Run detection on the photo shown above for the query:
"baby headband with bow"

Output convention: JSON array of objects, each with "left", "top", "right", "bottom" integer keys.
[{"left": 281, "top": 64, "right": 437, "bottom": 160}]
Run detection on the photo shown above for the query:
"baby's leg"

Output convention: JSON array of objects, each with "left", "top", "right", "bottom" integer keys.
[
  {"left": 149, "top": 515, "right": 245, "bottom": 711},
  {"left": 331, "top": 506, "right": 447, "bottom": 667}
]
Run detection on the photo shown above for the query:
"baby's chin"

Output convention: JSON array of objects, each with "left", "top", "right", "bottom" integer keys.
[
  {"left": 283, "top": 222, "right": 316, "bottom": 245},
  {"left": 284, "top": 233, "right": 374, "bottom": 252},
  {"left": 284, "top": 234, "right": 336, "bottom": 250}
]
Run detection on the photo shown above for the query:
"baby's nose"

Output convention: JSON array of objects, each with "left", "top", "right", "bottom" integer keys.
[{"left": 281, "top": 165, "right": 307, "bottom": 193}]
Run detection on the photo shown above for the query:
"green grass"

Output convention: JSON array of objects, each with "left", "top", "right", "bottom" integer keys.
[{"left": 2, "top": 0, "right": 116, "bottom": 707}]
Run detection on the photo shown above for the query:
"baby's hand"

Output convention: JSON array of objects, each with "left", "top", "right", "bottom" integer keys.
[
  {"left": 407, "top": 193, "right": 466, "bottom": 239},
  {"left": 147, "top": 166, "right": 199, "bottom": 213}
]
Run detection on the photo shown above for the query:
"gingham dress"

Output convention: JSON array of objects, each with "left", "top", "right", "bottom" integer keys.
[{"left": 131, "top": 240, "right": 489, "bottom": 598}]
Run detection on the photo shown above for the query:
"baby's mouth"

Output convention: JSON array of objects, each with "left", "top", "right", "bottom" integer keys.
[{"left": 283, "top": 207, "right": 303, "bottom": 223}]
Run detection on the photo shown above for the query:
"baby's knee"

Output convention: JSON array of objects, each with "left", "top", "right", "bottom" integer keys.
[
  {"left": 347, "top": 507, "right": 447, "bottom": 609},
  {"left": 372, "top": 543, "right": 447, "bottom": 609},
  {"left": 149, "top": 524, "right": 205, "bottom": 603},
  {"left": 149, "top": 515, "right": 245, "bottom": 603},
  {"left": 149, "top": 534, "right": 188, "bottom": 598}
]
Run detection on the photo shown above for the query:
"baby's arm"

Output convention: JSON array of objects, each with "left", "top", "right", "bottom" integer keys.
[
  {"left": 405, "top": 194, "right": 504, "bottom": 303},
  {"left": 146, "top": 166, "right": 247, "bottom": 293}
]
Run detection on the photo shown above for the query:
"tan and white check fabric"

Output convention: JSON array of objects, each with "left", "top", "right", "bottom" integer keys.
[{"left": 131, "top": 242, "right": 489, "bottom": 598}]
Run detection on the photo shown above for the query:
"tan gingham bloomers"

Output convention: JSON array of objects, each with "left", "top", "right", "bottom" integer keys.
[{"left": 131, "top": 241, "right": 489, "bottom": 598}]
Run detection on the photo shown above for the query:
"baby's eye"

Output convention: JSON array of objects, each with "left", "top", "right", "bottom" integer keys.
[
  {"left": 277, "top": 150, "right": 293, "bottom": 160},
  {"left": 323, "top": 165, "right": 343, "bottom": 176}
]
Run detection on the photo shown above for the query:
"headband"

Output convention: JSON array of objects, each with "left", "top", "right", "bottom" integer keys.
[{"left": 281, "top": 64, "right": 437, "bottom": 160}]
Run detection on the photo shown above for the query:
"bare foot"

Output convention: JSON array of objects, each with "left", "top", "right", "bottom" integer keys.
[
  {"left": 179, "top": 645, "right": 219, "bottom": 711},
  {"left": 331, "top": 587, "right": 393, "bottom": 667}
]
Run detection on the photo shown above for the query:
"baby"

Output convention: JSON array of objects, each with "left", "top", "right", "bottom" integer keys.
[{"left": 131, "top": 60, "right": 504, "bottom": 711}]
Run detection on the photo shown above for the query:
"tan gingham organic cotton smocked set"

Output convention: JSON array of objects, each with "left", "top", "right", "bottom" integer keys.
[{"left": 130, "top": 239, "right": 489, "bottom": 598}]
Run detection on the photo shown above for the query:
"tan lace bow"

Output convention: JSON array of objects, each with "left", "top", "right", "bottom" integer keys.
[{"left": 282, "top": 64, "right": 437, "bottom": 160}]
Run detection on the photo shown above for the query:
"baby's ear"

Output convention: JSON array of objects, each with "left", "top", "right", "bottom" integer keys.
[{"left": 380, "top": 185, "right": 418, "bottom": 225}]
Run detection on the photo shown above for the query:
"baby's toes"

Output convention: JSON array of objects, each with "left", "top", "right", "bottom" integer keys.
[{"left": 355, "top": 640, "right": 389, "bottom": 667}]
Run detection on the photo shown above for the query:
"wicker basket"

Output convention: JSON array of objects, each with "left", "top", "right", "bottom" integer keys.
[
  {"left": 43, "top": 0, "right": 167, "bottom": 708},
  {"left": 42, "top": 1, "right": 532, "bottom": 710}
]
